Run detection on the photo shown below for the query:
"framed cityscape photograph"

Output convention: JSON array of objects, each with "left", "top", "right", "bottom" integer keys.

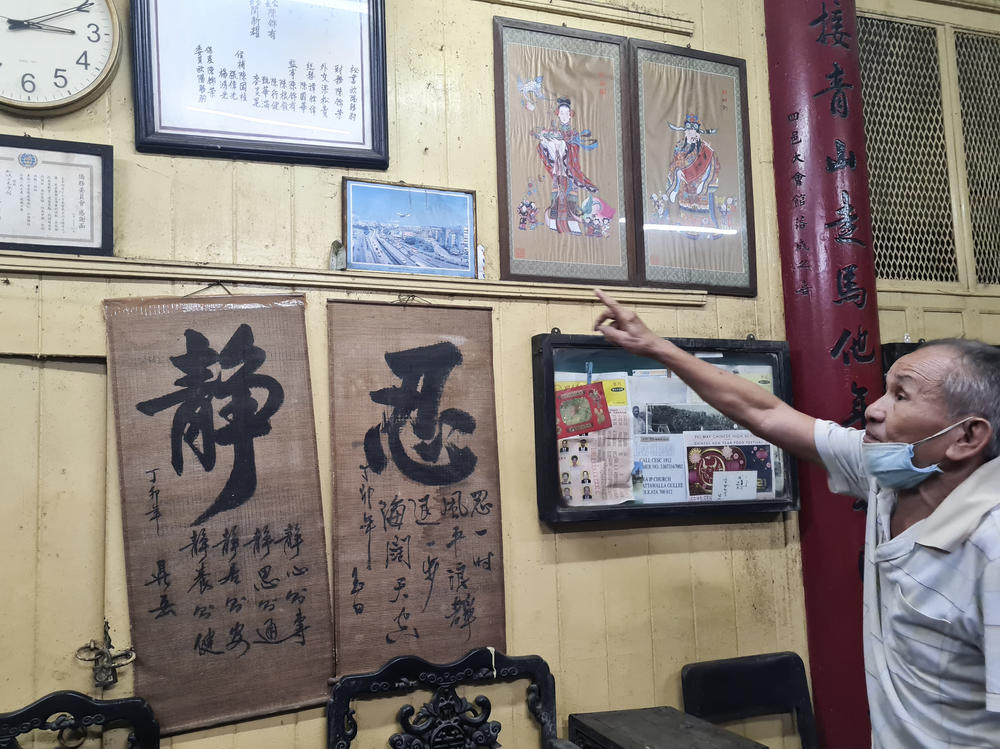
[
  {"left": 630, "top": 39, "right": 756, "bottom": 295},
  {"left": 494, "top": 17, "right": 635, "bottom": 285},
  {"left": 343, "top": 179, "right": 477, "bottom": 278},
  {"left": 132, "top": 0, "right": 388, "bottom": 168}
]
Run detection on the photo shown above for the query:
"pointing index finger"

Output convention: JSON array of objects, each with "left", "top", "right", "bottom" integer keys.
[
  {"left": 593, "top": 288, "right": 620, "bottom": 331},
  {"left": 593, "top": 287, "right": 620, "bottom": 311}
]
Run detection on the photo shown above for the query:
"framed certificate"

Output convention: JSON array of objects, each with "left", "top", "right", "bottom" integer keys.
[
  {"left": 131, "top": 0, "right": 389, "bottom": 169},
  {"left": 0, "top": 135, "right": 113, "bottom": 256}
]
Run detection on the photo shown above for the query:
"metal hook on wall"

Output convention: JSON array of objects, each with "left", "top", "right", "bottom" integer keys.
[
  {"left": 183, "top": 280, "right": 234, "bottom": 297},
  {"left": 393, "top": 293, "right": 433, "bottom": 307},
  {"left": 75, "top": 620, "right": 136, "bottom": 690}
]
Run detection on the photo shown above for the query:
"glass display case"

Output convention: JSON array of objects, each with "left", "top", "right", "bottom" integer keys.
[{"left": 531, "top": 333, "right": 799, "bottom": 525}]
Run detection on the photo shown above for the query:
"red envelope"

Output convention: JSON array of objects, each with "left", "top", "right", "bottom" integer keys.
[{"left": 555, "top": 382, "right": 612, "bottom": 439}]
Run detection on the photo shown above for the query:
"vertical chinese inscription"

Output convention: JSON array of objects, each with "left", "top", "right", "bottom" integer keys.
[
  {"left": 329, "top": 303, "right": 506, "bottom": 674},
  {"left": 105, "top": 295, "right": 333, "bottom": 734},
  {"left": 779, "top": 0, "right": 878, "bottom": 429}
]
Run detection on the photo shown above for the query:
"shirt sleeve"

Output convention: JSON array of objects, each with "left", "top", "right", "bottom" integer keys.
[{"left": 813, "top": 419, "right": 871, "bottom": 501}]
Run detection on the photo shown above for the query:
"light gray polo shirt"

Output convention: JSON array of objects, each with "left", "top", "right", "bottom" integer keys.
[{"left": 815, "top": 420, "right": 1000, "bottom": 749}]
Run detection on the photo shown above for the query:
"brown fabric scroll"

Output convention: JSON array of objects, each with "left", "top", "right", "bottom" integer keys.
[
  {"left": 328, "top": 302, "right": 506, "bottom": 674},
  {"left": 104, "top": 295, "right": 333, "bottom": 735}
]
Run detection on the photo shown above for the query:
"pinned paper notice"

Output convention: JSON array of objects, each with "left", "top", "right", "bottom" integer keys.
[{"left": 711, "top": 471, "right": 758, "bottom": 500}]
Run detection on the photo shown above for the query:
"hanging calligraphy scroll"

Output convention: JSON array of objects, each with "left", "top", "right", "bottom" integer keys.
[
  {"left": 328, "top": 302, "right": 505, "bottom": 674},
  {"left": 105, "top": 294, "right": 333, "bottom": 735}
]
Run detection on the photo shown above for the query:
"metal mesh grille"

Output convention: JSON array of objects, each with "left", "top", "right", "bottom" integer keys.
[
  {"left": 857, "top": 16, "right": 958, "bottom": 282},
  {"left": 956, "top": 31, "right": 1000, "bottom": 287}
]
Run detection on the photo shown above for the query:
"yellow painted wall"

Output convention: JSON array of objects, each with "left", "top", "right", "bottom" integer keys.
[{"left": 0, "top": 0, "right": 994, "bottom": 747}]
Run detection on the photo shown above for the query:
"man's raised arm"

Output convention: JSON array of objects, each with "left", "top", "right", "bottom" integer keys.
[{"left": 593, "top": 289, "right": 821, "bottom": 464}]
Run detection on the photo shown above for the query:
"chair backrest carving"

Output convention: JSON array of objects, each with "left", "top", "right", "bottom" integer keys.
[
  {"left": 0, "top": 690, "right": 159, "bottom": 749},
  {"left": 327, "top": 648, "right": 560, "bottom": 749}
]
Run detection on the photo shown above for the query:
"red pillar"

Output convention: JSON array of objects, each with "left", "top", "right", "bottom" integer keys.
[{"left": 763, "top": 1, "right": 882, "bottom": 746}]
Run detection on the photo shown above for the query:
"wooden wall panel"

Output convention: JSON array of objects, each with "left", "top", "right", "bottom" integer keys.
[
  {"left": 115, "top": 154, "right": 175, "bottom": 262},
  {"left": 0, "top": 275, "right": 41, "bottom": 353},
  {"left": 0, "top": 361, "right": 41, "bottom": 706},
  {"left": 172, "top": 160, "right": 235, "bottom": 265},
  {"left": 35, "top": 361, "right": 108, "bottom": 698},
  {"left": 38, "top": 276, "right": 108, "bottom": 355},
  {"left": 10, "top": 0, "right": 998, "bottom": 746},
  {"left": 235, "top": 164, "right": 293, "bottom": 266},
  {"left": 390, "top": 0, "right": 446, "bottom": 184},
  {"left": 0, "top": 271, "right": 821, "bottom": 748}
]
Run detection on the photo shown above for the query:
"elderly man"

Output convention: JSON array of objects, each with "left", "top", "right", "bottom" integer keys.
[{"left": 593, "top": 289, "right": 1000, "bottom": 749}]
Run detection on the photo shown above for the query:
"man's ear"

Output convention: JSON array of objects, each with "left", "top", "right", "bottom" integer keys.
[{"left": 945, "top": 417, "right": 994, "bottom": 462}]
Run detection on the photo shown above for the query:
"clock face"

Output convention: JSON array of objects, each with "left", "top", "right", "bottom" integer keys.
[{"left": 0, "top": 0, "right": 121, "bottom": 114}]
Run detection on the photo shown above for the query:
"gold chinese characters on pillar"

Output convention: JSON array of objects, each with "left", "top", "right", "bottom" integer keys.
[
  {"left": 105, "top": 294, "right": 333, "bottom": 735},
  {"left": 328, "top": 302, "right": 505, "bottom": 674}
]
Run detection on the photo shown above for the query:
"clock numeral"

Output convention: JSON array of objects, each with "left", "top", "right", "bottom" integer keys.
[
  {"left": 76, "top": 51, "right": 90, "bottom": 70},
  {"left": 20, "top": 73, "right": 36, "bottom": 94},
  {"left": 87, "top": 23, "right": 100, "bottom": 43},
  {"left": 53, "top": 69, "right": 69, "bottom": 89}
]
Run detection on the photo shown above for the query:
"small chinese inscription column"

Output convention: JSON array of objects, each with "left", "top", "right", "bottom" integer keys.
[{"left": 764, "top": 1, "right": 880, "bottom": 745}]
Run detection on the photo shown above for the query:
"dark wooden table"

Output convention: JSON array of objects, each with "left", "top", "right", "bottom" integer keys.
[{"left": 569, "top": 706, "right": 769, "bottom": 749}]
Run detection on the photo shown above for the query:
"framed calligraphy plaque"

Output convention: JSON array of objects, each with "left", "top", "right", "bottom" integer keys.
[
  {"left": 494, "top": 17, "right": 635, "bottom": 285},
  {"left": 630, "top": 40, "right": 756, "bottom": 296},
  {"left": 328, "top": 302, "right": 505, "bottom": 674},
  {"left": 0, "top": 134, "right": 113, "bottom": 256},
  {"left": 533, "top": 333, "right": 798, "bottom": 525},
  {"left": 131, "top": 0, "right": 388, "bottom": 168},
  {"left": 105, "top": 294, "right": 333, "bottom": 735}
]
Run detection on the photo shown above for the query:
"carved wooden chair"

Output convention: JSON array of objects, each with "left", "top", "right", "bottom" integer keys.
[
  {"left": 0, "top": 690, "right": 159, "bottom": 749},
  {"left": 327, "top": 648, "right": 580, "bottom": 749}
]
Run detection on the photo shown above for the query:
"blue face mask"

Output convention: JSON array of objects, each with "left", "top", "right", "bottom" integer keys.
[{"left": 861, "top": 416, "right": 975, "bottom": 489}]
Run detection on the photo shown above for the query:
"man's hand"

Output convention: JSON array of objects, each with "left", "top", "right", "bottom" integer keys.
[
  {"left": 592, "top": 287, "right": 820, "bottom": 462},
  {"left": 592, "top": 288, "right": 664, "bottom": 359}
]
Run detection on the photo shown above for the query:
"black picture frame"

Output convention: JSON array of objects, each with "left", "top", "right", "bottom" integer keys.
[
  {"left": 493, "top": 17, "right": 637, "bottom": 286},
  {"left": 131, "top": 0, "right": 389, "bottom": 169},
  {"left": 0, "top": 134, "right": 113, "bottom": 257},
  {"left": 629, "top": 39, "right": 757, "bottom": 296},
  {"left": 532, "top": 333, "right": 798, "bottom": 526}
]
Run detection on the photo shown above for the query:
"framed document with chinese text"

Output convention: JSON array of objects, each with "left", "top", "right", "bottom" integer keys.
[
  {"left": 131, "top": 0, "right": 388, "bottom": 169},
  {"left": 494, "top": 18, "right": 635, "bottom": 285},
  {"left": 0, "top": 134, "right": 113, "bottom": 256},
  {"left": 631, "top": 40, "right": 756, "bottom": 295}
]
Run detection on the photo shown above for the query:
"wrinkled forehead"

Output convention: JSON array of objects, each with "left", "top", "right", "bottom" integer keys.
[{"left": 886, "top": 345, "right": 957, "bottom": 395}]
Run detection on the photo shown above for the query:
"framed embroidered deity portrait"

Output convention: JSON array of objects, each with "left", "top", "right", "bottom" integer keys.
[
  {"left": 630, "top": 39, "right": 756, "bottom": 296},
  {"left": 493, "top": 18, "right": 636, "bottom": 285}
]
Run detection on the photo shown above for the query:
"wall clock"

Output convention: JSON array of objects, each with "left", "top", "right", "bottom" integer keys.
[{"left": 0, "top": 1, "right": 122, "bottom": 116}]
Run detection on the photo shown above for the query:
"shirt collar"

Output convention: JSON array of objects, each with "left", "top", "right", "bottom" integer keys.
[{"left": 917, "top": 455, "right": 1000, "bottom": 551}]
